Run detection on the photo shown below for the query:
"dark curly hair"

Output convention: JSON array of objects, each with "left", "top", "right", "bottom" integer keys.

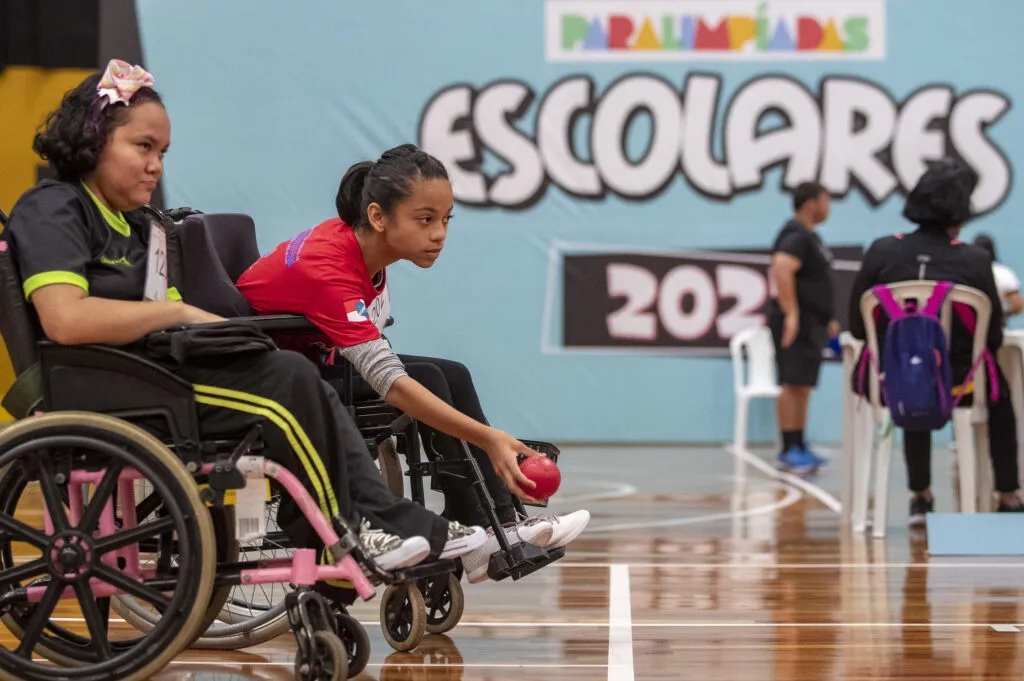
[
  {"left": 902, "top": 156, "right": 978, "bottom": 230},
  {"left": 335, "top": 144, "right": 450, "bottom": 228},
  {"left": 32, "top": 71, "right": 163, "bottom": 182}
]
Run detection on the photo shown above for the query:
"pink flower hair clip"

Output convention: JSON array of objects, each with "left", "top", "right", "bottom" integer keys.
[{"left": 96, "top": 58, "right": 154, "bottom": 108}]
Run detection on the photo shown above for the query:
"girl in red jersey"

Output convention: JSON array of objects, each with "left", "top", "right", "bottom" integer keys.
[{"left": 237, "top": 145, "right": 589, "bottom": 583}]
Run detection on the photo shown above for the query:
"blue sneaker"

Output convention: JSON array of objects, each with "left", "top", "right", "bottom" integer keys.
[
  {"left": 803, "top": 447, "right": 829, "bottom": 468},
  {"left": 776, "top": 446, "right": 818, "bottom": 474}
]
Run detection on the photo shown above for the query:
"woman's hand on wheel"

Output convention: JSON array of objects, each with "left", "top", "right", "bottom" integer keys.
[{"left": 484, "top": 430, "right": 542, "bottom": 503}]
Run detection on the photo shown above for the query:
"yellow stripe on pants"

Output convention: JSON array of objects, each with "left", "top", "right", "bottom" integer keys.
[{"left": 193, "top": 387, "right": 339, "bottom": 519}]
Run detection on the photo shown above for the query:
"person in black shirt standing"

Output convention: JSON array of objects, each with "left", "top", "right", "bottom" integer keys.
[
  {"left": 767, "top": 182, "right": 838, "bottom": 473},
  {"left": 848, "top": 158, "right": 1022, "bottom": 524}
]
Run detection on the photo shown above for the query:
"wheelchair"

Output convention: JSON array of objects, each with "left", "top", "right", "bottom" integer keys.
[
  {"left": 151, "top": 208, "right": 567, "bottom": 645},
  {"left": 171, "top": 207, "right": 567, "bottom": 576},
  {"left": 0, "top": 214, "right": 459, "bottom": 679}
]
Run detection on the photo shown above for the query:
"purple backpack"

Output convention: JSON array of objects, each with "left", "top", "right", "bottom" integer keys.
[{"left": 862, "top": 282, "right": 999, "bottom": 431}]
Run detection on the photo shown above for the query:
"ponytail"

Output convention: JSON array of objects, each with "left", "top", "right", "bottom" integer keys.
[{"left": 335, "top": 161, "right": 374, "bottom": 227}]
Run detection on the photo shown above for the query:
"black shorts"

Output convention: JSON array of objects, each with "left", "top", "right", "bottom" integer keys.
[{"left": 767, "top": 310, "right": 828, "bottom": 387}]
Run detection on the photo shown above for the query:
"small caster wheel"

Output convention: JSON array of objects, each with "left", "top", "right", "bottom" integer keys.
[
  {"left": 335, "top": 611, "right": 371, "bottom": 678},
  {"left": 295, "top": 630, "right": 348, "bottom": 681},
  {"left": 422, "top": 573, "right": 465, "bottom": 634},
  {"left": 380, "top": 583, "right": 426, "bottom": 653}
]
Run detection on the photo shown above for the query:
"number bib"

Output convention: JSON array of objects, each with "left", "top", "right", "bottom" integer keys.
[{"left": 143, "top": 219, "right": 168, "bottom": 302}]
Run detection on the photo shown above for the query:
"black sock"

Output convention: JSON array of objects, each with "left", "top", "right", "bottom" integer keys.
[{"left": 782, "top": 430, "right": 804, "bottom": 451}]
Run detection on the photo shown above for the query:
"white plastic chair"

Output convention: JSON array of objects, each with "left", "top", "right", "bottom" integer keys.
[
  {"left": 857, "top": 281, "right": 995, "bottom": 537},
  {"left": 839, "top": 331, "right": 874, "bottom": 528},
  {"left": 729, "top": 326, "right": 781, "bottom": 453}
]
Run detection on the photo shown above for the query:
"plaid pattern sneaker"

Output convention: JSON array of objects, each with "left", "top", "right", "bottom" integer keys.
[
  {"left": 439, "top": 521, "right": 487, "bottom": 559},
  {"left": 358, "top": 519, "right": 430, "bottom": 570}
]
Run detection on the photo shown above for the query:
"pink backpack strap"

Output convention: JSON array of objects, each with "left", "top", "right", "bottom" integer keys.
[
  {"left": 921, "top": 281, "right": 953, "bottom": 318},
  {"left": 872, "top": 285, "right": 906, "bottom": 320},
  {"left": 951, "top": 302, "right": 1000, "bottom": 403}
]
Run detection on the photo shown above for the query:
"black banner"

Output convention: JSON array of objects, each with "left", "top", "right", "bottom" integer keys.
[{"left": 562, "top": 246, "right": 863, "bottom": 354}]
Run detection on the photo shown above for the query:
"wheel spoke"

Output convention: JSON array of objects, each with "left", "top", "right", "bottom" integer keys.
[
  {"left": 93, "top": 563, "right": 171, "bottom": 610},
  {"left": 0, "top": 513, "right": 49, "bottom": 550},
  {"left": 15, "top": 579, "right": 63, "bottom": 658},
  {"left": 94, "top": 515, "right": 175, "bottom": 555},
  {"left": 0, "top": 557, "right": 48, "bottom": 590},
  {"left": 73, "top": 581, "right": 113, "bottom": 660},
  {"left": 135, "top": 493, "right": 162, "bottom": 524},
  {"left": 35, "top": 459, "right": 70, "bottom": 533},
  {"left": 78, "top": 465, "right": 122, "bottom": 535}
]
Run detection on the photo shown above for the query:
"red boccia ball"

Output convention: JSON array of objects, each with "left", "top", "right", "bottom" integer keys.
[{"left": 519, "top": 456, "right": 561, "bottom": 500}]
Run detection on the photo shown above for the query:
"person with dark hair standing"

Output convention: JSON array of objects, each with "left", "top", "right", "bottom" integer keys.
[
  {"left": 973, "top": 233, "right": 1023, "bottom": 318},
  {"left": 848, "top": 158, "right": 1023, "bottom": 525},
  {"left": 766, "top": 182, "right": 837, "bottom": 473},
  {"left": 3, "top": 60, "right": 488, "bottom": 575},
  {"left": 237, "top": 144, "right": 591, "bottom": 584}
]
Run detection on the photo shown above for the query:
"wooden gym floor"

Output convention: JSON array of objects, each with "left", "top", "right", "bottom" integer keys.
[{"left": 5, "top": 444, "right": 1024, "bottom": 680}]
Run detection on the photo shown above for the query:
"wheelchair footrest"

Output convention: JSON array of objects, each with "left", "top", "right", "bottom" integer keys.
[
  {"left": 385, "top": 558, "right": 457, "bottom": 584},
  {"left": 486, "top": 543, "right": 565, "bottom": 582}
]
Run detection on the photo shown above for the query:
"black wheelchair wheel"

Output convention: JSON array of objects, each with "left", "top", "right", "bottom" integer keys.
[
  {"left": 335, "top": 611, "right": 370, "bottom": 678},
  {"left": 0, "top": 412, "right": 217, "bottom": 681},
  {"left": 379, "top": 583, "right": 426, "bottom": 653},
  {"left": 421, "top": 573, "right": 464, "bottom": 635},
  {"left": 109, "top": 503, "right": 237, "bottom": 646},
  {"left": 294, "top": 629, "right": 348, "bottom": 681}
]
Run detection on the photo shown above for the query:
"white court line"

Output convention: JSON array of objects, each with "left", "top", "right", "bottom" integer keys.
[
  {"left": 50, "top": 617, "right": 1024, "bottom": 631},
  {"left": 585, "top": 484, "right": 802, "bottom": 533},
  {"left": 555, "top": 562, "right": 1024, "bottom": 569},
  {"left": 607, "top": 564, "right": 635, "bottom": 681},
  {"left": 37, "top": 659, "right": 606, "bottom": 667},
  {"left": 554, "top": 481, "right": 638, "bottom": 505},
  {"left": 729, "top": 444, "right": 843, "bottom": 514},
  {"left": 25, "top": 560, "right": 1024, "bottom": 570}
]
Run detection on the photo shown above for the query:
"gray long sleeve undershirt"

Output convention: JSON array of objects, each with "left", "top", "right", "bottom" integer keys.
[{"left": 338, "top": 338, "right": 407, "bottom": 396}]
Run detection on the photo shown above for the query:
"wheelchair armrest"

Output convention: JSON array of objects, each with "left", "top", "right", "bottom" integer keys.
[
  {"left": 38, "top": 342, "right": 203, "bottom": 467},
  {"left": 234, "top": 314, "right": 320, "bottom": 334}
]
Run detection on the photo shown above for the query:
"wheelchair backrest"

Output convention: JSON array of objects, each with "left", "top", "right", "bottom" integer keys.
[
  {"left": 0, "top": 240, "right": 43, "bottom": 375},
  {"left": 172, "top": 213, "right": 256, "bottom": 318},
  {"left": 199, "top": 213, "right": 262, "bottom": 282}
]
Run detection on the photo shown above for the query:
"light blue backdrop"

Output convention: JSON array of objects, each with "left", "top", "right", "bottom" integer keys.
[{"left": 135, "top": 0, "right": 1023, "bottom": 443}]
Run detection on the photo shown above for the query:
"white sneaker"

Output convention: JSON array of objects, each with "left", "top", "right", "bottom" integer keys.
[
  {"left": 534, "top": 510, "right": 590, "bottom": 549},
  {"left": 461, "top": 519, "right": 555, "bottom": 584},
  {"left": 358, "top": 520, "right": 430, "bottom": 571},
  {"left": 440, "top": 521, "right": 488, "bottom": 559}
]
